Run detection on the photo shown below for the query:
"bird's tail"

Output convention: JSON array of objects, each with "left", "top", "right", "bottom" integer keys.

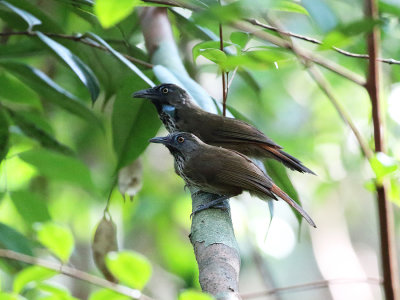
[
  {"left": 262, "top": 145, "right": 316, "bottom": 175},
  {"left": 271, "top": 184, "right": 316, "bottom": 228}
]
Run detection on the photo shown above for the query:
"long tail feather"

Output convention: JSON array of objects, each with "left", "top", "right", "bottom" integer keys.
[{"left": 271, "top": 184, "right": 316, "bottom": 228}]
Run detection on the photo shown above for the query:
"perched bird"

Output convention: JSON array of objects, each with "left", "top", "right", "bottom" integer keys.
[
  {"left": 149, "top": 132, "right": 316, "bottom": 227},
  {"left": 134, "top": 83, "right": 314, "bottom": 174}
]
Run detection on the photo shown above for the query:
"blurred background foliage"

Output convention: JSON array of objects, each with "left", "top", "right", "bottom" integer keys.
[{"left": 0, "top": 0, "right": 399, "bottom": 299}]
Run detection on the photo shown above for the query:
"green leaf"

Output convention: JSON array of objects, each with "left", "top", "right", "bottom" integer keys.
[
  {"left": 0, "top": 292, "right": 26, "bottom": 300},
  {"left": 0, "top": 62, "right": 102, "bottom": 128},
  {"left": 0, "top": 222, "right": 33, "bottom": 257},
  {"left": 200, "top": 48, "right": 227, "bottom": 65},
  {"left": 113, "top": 77, "right": 160, "bottom": 170},
  {"left": 230, "top": 32, "right": 250, "bottom": 49},
  {"left": 0, "top": 1, "right": 41, "bottom": 31},
  {"left": 105, "top": 251, "right": 152, "bottom": 290},
  {"left": 88, "top": 289, "right": 130, "bottom": 300},
  {"left": 19, "top": 148, "right": 95, "bottom": 191},
  {"left": 37, "top": 283, "right": 78, "bottom": 300},
  {"left": 35, "top": 222, "right": 74, "bottom": 263},
  {"left": 389, "top": 177, "right": 400, "bottom": 206},
  {"left": 380, "top": 1, "right": 400, "bottom": 16},
  {"left": 94, "top": 0, "right": 142, "bottom": 28},
  {"left": 10, "top": 190, "right": 51, "bottom": 226},
  {"left": 36, "top": 32, "right": 100, "bottom": 103},
  {"left": 6, "top": 108, "right": 74, "bottom": 155},
  {"left": 0, "top": 106, "right": 9, "bottom": 164},
  {"left": 179, "top": 290, "right": 214, "bottom": 300},
  {"left": 13, "top": 266, "right": 57, "bottom": 294},
  {"left": 192, "top": 41, "right": 232, "bottom": 62},
  {"left": 370, "top": 152, "right": 398, "bottom": 183},
  {"left": 87, "top": 33, "right": 155, "bottom": 87},
  {"left": 0, "top": 72, "right": 41, "bottom": 107},
  {"left": 271, "top": 1, "right": 309, "bottom": 15}
]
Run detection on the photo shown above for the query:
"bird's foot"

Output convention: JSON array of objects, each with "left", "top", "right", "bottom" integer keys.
[{"left": 190, "top": 196, "right": 230, "bottom": 218}]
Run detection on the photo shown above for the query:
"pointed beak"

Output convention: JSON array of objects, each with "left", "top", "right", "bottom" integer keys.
[
  {"left": 149, "top": 136, "right": 170, "bottom": 145},
  {"left": 132, "top": 88, "right": 158, "bottom": 100}
]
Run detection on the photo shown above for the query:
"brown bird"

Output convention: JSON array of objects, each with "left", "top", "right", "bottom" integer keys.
[
  {"left": 149, "top": 132, "right": 316, "bottom": 227},
  {"left": 134, "top": 83, "right": 315, "bottom": 174}
]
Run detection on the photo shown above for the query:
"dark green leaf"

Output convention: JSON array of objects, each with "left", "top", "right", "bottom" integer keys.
[
  {"left": 0, "top": 1, "right": 41, "bottom": 31},
  {"left": 36, "top": 32, "right": 100, "bottom": 103},
  {"left": 0, "top": 62, "right": 102, "bottom": 128},
  {"left": 0, "top": 106, "right": 9, "bottom": 164},
  {"left": 19, "top": 148, "right": 95, "bottom": 191},
  {"left": 10, "top": 190, "right": 51, "bottom": 226},
  {"left": 380, "top": 1, "right": 400, "bottom": 16},
  {"left": 0, "top": 222, "right": 33, "bottom": 256},
  {"left": 113, "top": 77, "right": 160, "bottom": 170},
  {"left": 87, "top": 33, "right": 155, "bottom": 87}
]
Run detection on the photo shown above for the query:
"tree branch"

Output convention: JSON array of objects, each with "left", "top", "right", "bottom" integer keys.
[
  {"left": 246, "top": 18, "right": 400, "bottom": 65},
  {"left": 0, "top": 31, "right": 153, "bottom": 69},
  {"left": 364, "top": 0, "right": 400, "bottom": 299},
  {"left": 0, "top": 249, "right": 153, "bottom": 300},
  {"left": 139, "top": 8, "right": 241, "bottom": 299}
]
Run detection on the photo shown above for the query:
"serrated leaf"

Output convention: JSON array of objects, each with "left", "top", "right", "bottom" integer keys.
[
  {"left": 105, "top": 251, "right": 151, "bottom": 290},
  {"left": 36, "top": 32, "right": 100, "bottom": 103},
  {"left": 19, "top": 148, "right": 95, "bottom": 191},
  {"left": 13, "top": 266, "right": 57, "bottom": 294},
  {"left": 35, "top": 222, "right": 74, "bottom": 263},
  {"left": 0, "top": 106, "right": 9, "bottom": 164},
  {"left": 0, "top": 1, "right": 41, "bottom": 31},
  {"left": 271, "top": 1, "right": 309, "bottom": 15},
  {"left": 88, "top": 289, "right": 130, "bottom": 300},
  {"left": 179, "top": 290, "right": 214, "bottom": 300},
  {"left": 230, "top": 32, "right": 250, "bottom": 49},
  {"left": 0, "top": 62, "right": 102, "bottom": 128},
  {"left": 94, "top": 0, "right": 142, "bottom": 28},
  {"left": 10, "top": 190, "right": 51, "bottom": 226},
  {"left": 87, "top": 33, "right": 154, "bottom": 87}
]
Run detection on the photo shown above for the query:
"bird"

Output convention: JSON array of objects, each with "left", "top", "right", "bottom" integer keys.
[
  {"left": 133, "top": 83, "right": 315, "bottom": 174},
  {"left": 149, "top": 132, "right": 316, "bottom": 227}
]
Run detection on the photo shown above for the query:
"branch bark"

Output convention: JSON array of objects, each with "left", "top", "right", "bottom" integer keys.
[
  {"left": 138, "top": 8, "right": 241, "bottom": 299},
  {"left": 364, "top": 1, "right": 400, "bottom": 299}
]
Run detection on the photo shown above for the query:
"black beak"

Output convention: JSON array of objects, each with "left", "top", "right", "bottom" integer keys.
[
  {"left": 149, "top": 136, "right": 170, "bottom": 145},
  {"left": 132, "top": 88, "right": 158, "bottom": 100}
]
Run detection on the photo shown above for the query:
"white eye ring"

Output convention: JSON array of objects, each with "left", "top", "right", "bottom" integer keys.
[
  {"left": 177, "top": 136, "right": 185, "bottom": 143},
  {"left": 162, "top": 88, "right": 169, "bottom": 94}
]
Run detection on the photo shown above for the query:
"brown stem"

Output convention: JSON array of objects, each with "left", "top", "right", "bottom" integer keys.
[
  {"left": 246, "top": 18, "right": 400, "bottom": 65},
  {"left": 0, "top": 249, "right": 153, "bottom": 300},
  {"left": 0, "top": 31, "right": 153, "bottom": 68},
  {"left": 241, "top": 277, "right": 382, "bottom": 299},
  {"left": 365, "top": 0, "right": 400, "bottom": 299}
]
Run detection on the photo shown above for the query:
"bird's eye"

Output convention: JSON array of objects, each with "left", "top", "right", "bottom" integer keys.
[
  {"left": 162, "top": 88, "right": 169, "bottom": 94},
  {"left": 177, "top": 136, "right": 185, "bottom": 143}
]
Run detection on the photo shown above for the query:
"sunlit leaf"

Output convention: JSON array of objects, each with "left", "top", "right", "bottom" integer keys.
[
  {"left": 88, "top": 289, "right": 130, "bottom": 300},
  {"left": 105, "top": 251, "right": 152, "bottom": 290},
  {"left": 0, "top": 62, "right": 102, "bottom": 128},
  {"left": 178, "top": 290, "right": 214, "bottom": 300},
  {"left": 35, "top": 222, "right": 74, "bottom": 263},
  {"left": 19, "top": 148, "right": 95, "bottom": 191},
  {"left": 271, "top": 0, "right": 309, "bottom": 15},
  {"left": 192, "top": 41, "right": 233, "bottom": 62},
  {"left": 199, "top": 48, "right": 227, "bottom": 65},
  {"left": 37, "top": 283, "right": 78, "bottom": 300},
  {"left": 0, "top": 292, "right": 26, "bottom": 300},
  {"left": 36, "top": 32, "right": 100, "bottom": 103},
  {"left": 389, "top": 177, "right": 400, "bottom": 206},
  {"left": 87, "top": 33, "right": 155, "bottom": 87},
  {"left": 0, "top": 106, "right": 9, "bottom": 164},
  {"left": 370, "top": 152, "right": 398, "bottom": 183},
  {"left": 0, "top": 1, "right": 41, "bottom": 31},
  {"left": 94, "top": 0, "right": 142, "bottom": 28},
  {"left": 10, "top": 190, "right": 51, "bottom": 226},
  {"left": 230, "top": 32, "right": 250, "bottom": 49},
  {"left": 13, "top": 266, "right": 57, "bottom": 294}
]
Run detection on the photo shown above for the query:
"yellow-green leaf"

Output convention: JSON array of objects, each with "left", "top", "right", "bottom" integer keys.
[
  {"left": 13, "top": 266, "right": 57, "bottom": 294},
  {"left": 179, "top": 290, "right": 214, "bottom": 300},
  {"left": 94, "top": 0, "right": 142, "bottom": 28}
]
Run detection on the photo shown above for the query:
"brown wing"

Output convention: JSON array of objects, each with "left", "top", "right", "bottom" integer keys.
[{"left": 184, "top": 146, "right": 276, "bottom": 199}]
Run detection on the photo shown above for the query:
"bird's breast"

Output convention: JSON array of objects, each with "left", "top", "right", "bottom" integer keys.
[{"left": 159, "top": 111, "right": 177, "bottom": 132}]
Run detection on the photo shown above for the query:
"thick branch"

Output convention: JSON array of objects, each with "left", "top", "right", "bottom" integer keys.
[
  {"left": 139, "top": 8, "right": 241, "bottom": 299},
  {"left": 365, "top": 0, "right": 400, "bottom": 299},
  {"left": 0, "top": 249, "right": 152, "bottom": 300},
  {"left": 0, "top": 31, "right": 153, "bottom": 68}
]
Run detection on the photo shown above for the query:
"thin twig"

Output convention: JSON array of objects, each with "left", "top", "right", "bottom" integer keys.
[
  {"left": 0, "top": 31, "right": 153, "bottom": 69},
  {"left": 0, "top": 249, "right": 153, "bottom": 300},
  {"left": 247, "top": 18, "right": 400, "bottom": 65},
  {"left": 365, "top": 0, "right": 400, "bottom": 299},
  {"left": 241, "top": 277, "right": 383, "bottom": 299}
]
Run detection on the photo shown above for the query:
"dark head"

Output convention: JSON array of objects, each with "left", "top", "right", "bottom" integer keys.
[
  {"left": 149, "top": 132, "right": 203, "bottom": 158},
  {"left": 132, "top": 84, "right": 192, "bottom": 111}
]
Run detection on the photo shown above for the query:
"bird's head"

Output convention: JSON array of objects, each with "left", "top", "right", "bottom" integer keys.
[
  {"left": 132, "top": 84, "right": 191, "bottom": 111},
  {"left": 149, "top": 132, "right": 202, "bottom": 158}
]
